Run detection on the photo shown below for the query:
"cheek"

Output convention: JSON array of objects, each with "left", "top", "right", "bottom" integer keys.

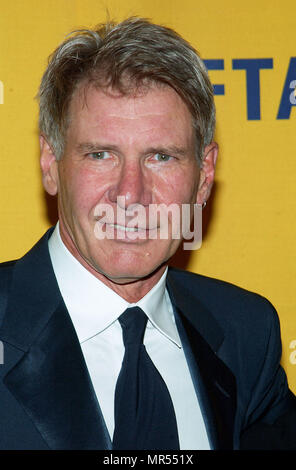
[
  {"left": 154, "top": 169, "right": 199, "bottom": 205},
  {"left": 60, "top": 167, "right": 108, "bottom": 217}
]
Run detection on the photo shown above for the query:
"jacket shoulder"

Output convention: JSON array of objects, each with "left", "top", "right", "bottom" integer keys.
[
  {"left": 0, "top": 260, "right": 17, "bottom": 269},
  {"left": 0, "top": 259, "right": 17, "bottom": 280},
  {"left": 168, "top": 267, "right": 276, "bottom": 308},
  {"left": 167, "top": 267, "right": 279, "bottom": 332},
  {"left": 0, "top": 260, "right": 17, "bottom": 326}
]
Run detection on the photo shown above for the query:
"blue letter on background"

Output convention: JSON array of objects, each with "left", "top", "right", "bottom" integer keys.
[
  {"left": 204, "top": 59, "right": 225, "bottom": 95},
  {"left": 277, "top": 57, "right": 296, "bottom": 119},
  {"left": 232, "top": 58, "right": 273, "bottom": 120}
]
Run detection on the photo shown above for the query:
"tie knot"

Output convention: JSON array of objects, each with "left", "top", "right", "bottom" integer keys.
[{"left": 118, "top": 307, "right": 148, "bottom": 346}]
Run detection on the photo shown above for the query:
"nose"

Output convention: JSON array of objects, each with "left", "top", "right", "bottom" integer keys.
[{"left": 108, "top": 160, "right": 152, "bottom": 208}]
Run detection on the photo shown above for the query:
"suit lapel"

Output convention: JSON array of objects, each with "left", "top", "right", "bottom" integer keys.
[
  {"left": 167, "top": 270, "right": 237, "bottom": 450},
  {"left": 0, "top": 230, "right": 111, "bottom": 450}
]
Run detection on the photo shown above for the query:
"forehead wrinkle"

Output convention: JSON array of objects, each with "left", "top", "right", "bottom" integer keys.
[
  {"left": 98, "top": 98, "right": 171, "bottom": 120},
  {"left": 105, "top": 111, "right": 171, "bottom": 120}
]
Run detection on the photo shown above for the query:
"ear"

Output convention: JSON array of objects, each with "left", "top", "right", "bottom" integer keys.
[
  {"left": 40, "top": 135, "right": 59, "bottom": 196},
  {"left": 196, "top": 142, "right": 218, "bottom": 205}
]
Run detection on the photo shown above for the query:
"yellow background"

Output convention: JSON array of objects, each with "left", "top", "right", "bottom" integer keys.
[{"left": 0, "top": 0, "right": 295, "bottom": 392}]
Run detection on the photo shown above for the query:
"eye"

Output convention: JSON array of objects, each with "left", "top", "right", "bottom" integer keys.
[
  {"left": 88, "top": 151, "right": 111, "bottom": 160},
  {"left": 153, "top": 153, "right": 173, "bottom": 162}
]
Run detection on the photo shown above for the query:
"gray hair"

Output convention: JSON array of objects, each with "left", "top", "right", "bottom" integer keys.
[{"left": 38, "top": 17, "right": 215, "bottom": 163}]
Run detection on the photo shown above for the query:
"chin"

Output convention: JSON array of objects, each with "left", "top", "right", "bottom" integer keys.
[
  {"left": 100, "top": 262, "right": 160, "bottom": 284},
  {"left": 83, "top": 238, "right": 178, "bottom": 284},
  {"left": 93, "top": 253, "right": 167, "bottom": 285}
]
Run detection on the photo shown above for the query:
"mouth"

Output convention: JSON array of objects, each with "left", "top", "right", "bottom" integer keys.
[
  {"left": 93, "top": 220, "right": 159, "bottom": 242},
  {"left": 109, "top": 223, "right": 146, "bottom": 233}
]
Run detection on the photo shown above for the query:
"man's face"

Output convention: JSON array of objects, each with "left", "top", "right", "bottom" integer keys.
[{"left": 41, "top": 84, "right": 216, "bottom": 284}]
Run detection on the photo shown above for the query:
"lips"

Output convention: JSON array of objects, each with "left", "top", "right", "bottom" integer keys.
[
  {"left": 93, "top": 219, "right": 159, "bottom": 242},
  {"left": 95, "top": 219, "right": 158, "bottom": 231},
  {"left": 109, "top": 223, "right": 146, "bottom": 232}
]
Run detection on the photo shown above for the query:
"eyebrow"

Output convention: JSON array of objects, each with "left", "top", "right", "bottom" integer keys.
[
  {"left": 75, "top": 142, "right": 119, "bottom": 153},
  {"left": 145, "top": 146, "right": 188, "bottom": 157},
  {"left": 76, "top": 142, "right": 188, "bottom": 157}
]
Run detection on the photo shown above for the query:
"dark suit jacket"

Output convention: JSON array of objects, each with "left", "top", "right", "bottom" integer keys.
[{"left": 0, "top": 229, "right": 295, "bottom": 450}]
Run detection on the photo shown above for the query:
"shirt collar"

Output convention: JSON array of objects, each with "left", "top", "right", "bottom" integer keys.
[{"left": 48, "top": 223, "right": 181, "bottom": 347}]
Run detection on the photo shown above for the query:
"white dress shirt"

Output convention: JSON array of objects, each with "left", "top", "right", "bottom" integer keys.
[{"left": 48, "top": 223, "right": 210, "bottom": 450}]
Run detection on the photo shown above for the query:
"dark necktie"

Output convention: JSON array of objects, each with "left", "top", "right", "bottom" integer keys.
[{"left": 112, "top": 306, "right": 180, "bottom": 450}]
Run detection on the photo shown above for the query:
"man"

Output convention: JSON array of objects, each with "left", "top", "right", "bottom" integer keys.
[{"left": 0, "top": 17, "right": 295, "bottom": 450}]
